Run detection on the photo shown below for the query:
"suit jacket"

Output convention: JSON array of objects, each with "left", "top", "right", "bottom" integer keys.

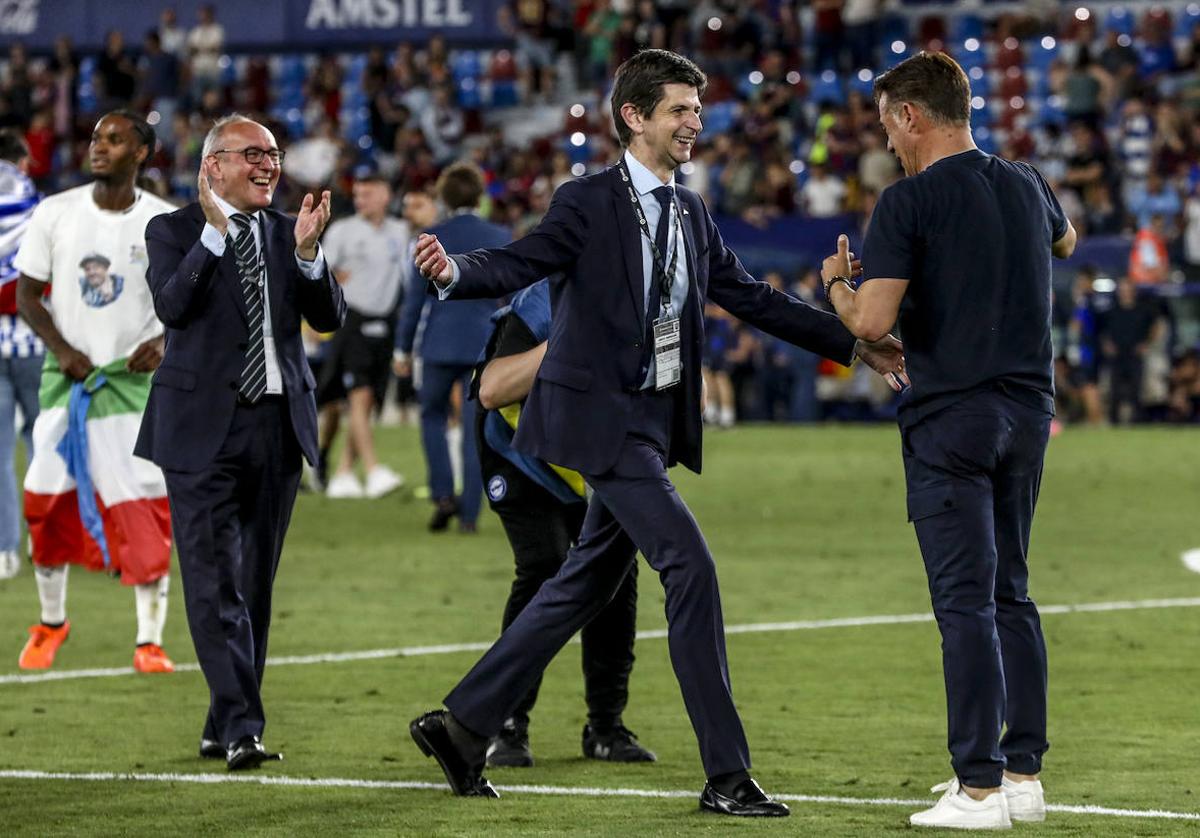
[
  {"left": 446, "top": 166, "right": 858, "bottom": 475},
  {"left": 134, "top": 202, "right": 345, "bottom": 473},
  {"left": 396, "top": 212, "right": 509, "bottom": 366}
]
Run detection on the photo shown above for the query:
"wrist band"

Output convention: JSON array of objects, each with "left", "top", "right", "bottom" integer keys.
[{"left": 824, "top": 275, "right": 853, "bottom": 304}]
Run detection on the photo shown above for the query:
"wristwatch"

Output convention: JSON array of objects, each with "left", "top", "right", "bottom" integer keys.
[{"left": 823, "top": 274, "right": 853, "bottom": 304}]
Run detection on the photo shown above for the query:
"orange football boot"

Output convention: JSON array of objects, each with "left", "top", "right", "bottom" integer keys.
[
  {"left": 133, "top": 643, "right": 175, "bottom": 673},
  {"left": 18, "top": 621, "right": 71, "bottom": 669}
]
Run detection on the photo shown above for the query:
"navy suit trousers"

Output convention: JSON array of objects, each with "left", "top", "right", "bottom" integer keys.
[
  {"left": 445, "top": 389, "right": 751, "bottom": 779},
  {"left": 164, "top": 397, "right": 302, "bottom": 746},
  {"left": 901, "top": 388, "right": 1052, "bottom": 788},
  {"left": 419, "top": 361, "right": 482, "bottom": 524}
]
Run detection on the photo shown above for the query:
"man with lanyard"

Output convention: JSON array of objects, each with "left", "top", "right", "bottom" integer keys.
[
  {"left": 473, "top": 278, "right": 654, "bottom": 768},
  {"left": 0, "top": 129, "right": 42, "bottom": 580},
  {"left": 13, "top": 110, "right": 176, "bottom": 673}
]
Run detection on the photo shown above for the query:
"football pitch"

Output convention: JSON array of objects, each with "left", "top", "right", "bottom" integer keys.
[{"left": 0, "top": 424, "right": 1197, "bottom": 836}]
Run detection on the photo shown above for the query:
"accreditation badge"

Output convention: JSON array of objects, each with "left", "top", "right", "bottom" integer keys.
[{"left": 653, "top": 316, "right": 682, "bottom": 390}]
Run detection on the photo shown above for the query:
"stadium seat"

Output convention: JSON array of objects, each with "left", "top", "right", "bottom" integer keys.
[
  {"left": 950, "top": 14, "right": 985, "bottom": 43},
  {"left": 702, "top": 100, "right": 738, "bottom": 136},
  {"left": 1103, "top": 7, "right": 1135, "bottom": 36},
  {"left": 808, "top": 71, "right": 845, "bottom": 106}
]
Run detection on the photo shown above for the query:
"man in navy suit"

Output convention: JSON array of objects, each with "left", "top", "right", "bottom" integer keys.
[
  {"left": 135, "top": 114, "right": 344, "bottom": 771},
  {"left": 409, "top": 50, "right": 906, "bottom": 815},
  {"left": 395, "top": 162, "right": 508, "bottom": 533}
]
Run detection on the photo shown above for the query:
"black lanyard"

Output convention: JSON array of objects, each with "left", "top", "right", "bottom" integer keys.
[{"left": 617, "top": 158, "right": 680, "bottom": 316}]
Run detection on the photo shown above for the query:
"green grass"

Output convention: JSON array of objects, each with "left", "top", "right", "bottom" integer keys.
[{"left": 1, "top": 424, "right": 1198, "bottom": 836}]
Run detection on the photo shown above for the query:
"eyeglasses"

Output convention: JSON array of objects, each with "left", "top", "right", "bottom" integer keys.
[{"left": 210, "top": 146, "right": 286, "bottom": 165}]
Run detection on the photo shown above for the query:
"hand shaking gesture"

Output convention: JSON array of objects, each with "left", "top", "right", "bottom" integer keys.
[{"left": 413, "top": 233, "right": 453, "bottom": 287}]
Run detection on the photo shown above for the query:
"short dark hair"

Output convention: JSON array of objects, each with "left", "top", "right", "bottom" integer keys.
[
  {"left": 873, "top": 51, "right": 971, "bottom": 127},
  {"left": 436, "top": 161, "right": 485, "bottom": 210},
  {"left": 99, "top": 109, "right": 156, "bottom": 167},
  {"left": 610, "top": 49, "right": 707, "bottom": 148},
  {"left": 0, "top": 128, "right": 28, "bottom": 164}
]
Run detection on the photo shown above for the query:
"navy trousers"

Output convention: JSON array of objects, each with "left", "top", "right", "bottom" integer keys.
[
  {"left": 445, "top": 389, "right": 751, "bottom": 778},
  {"left": 902, "top": 388, "right": 1052, "bottom": 789},
  {"left": 419, "top": 361, "right": 482, "bottom": 525},
  {"left": 164, "top": 396, "right": 302, "bottom": 747}
]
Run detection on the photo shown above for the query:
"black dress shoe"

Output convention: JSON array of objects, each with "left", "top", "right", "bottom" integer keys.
[
  {"left": 699, "top": 778, "right": 790, "bottom": 817},
  {"left": 226, "top": 735, "right": 283, "bottom": 771},
  {"left": 409, "top": 710, "right": 499, "bottom": 797},
  {"left": 199, "top": 738, "right": 224, "bottom": 759},
  {"left": 428, "top": 498, "right": 459, "bottom": 532},
  {"left": 582, "top": 724, "right": 657, "bottom": 763}
]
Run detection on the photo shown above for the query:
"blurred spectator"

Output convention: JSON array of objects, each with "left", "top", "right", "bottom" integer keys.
[
  {"left": 857, "top": 127, "right": 898, "bottom": 195},
  {"left": 702, "top": 304, "right": 737, "bottom": 429},
  {"left": 812, "top": 0, "right": 845, "bottom": 73},
  {"left": 139, "top": 31, "right": 180, "bottom": 142},
  {"left": 1167, "top": 348, "right": 1200, "bottom": 422},
  {"left": 800, "top": 162, "right": 846, "bottom": 218},
  {"left": 841, "top": 0, "right": 881, "bottom": 72},
  {"left": 1128, "top": 213, "right": 1171, "bottom": 284},
  {"left": 1098, "top": 278, "right": 1162, "bottom": 423},
  {"left": 96, "top": 31, "right": 137, "bottom": 112},
  {"left": 285, "top": 117, "right": 342, "bottom": 190},
  {"left": 1061, "top": 46, "right": 1111, "bottom": 126},
  {"left": 419, "top": 85, "right": 464, "bottom": 166},
  {"left": 158, "top": 7, "right": 188, "bottom": 59},
  {"left": 1184, "top": 180, "right": 1200, "bottom": 281},
  {"left": 186, "top": 4, "right": 225, "bottom": 102},
  {"left": 1126, "top": 171, "right": 1181, "bottom": 230},
  {"left": 1063, "top": 266, "right": 1106, "bottom": 425}
]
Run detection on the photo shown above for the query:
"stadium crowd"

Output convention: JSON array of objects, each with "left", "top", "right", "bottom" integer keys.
[{"left": 1, "top": 1, "right": 1199, "bottom": 425}]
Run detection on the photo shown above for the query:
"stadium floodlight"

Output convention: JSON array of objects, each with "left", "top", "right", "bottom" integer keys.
[
  {"left": 1003, "top": 37, "right": 1019, "bottom": 50},
  {"left": 971, "top": 96, "right": 986, "bottom": 110},
  {"left": 965, "top": 38, "right": 981, "bottom": 52},
  {"left": 570, "top": 163, "right": 585, "bottom": 177},
  {"left": 858, "top": 69, "right": 873, "bottom": 82},
  {"left": 1075, "top": 7, "right": 1090, "bottom": 21},
  {"left": 570, "top": 132, "right": 586, "bottom": 147},
  {"left": 820, "top": 70, "right": 836, "bottom": 83},
  {"left": 788, "top": 160, "right": 805, "bottom": 175},
  {"left": 969, "top": 66, "right": 985, "bottom": 80},
  {"left": 749, "top": 71, "right": 764, "bottom": 85},
  {"left": 1117, "top": 34, "right": 1132, "bottom": 46},
  {"left": 147, "top": 111, "right": 161, "bottom": 126},
  {"left": 786, "top": 71, "right": 801, "bottom": 85},
  {"left": 1009, "top": 96, "right": 1025, "bottom": 110},
  {"left": 570, "top": 104, "right": 585, "bottom": 118},
  {"left": 707, "top": 17, "right": 722, "bottom": 31},
  {"left": 1041, "top": 36, "right": 1057, "bottom": 50},
  {"left": 680, "top": 162, "right": 696, "bottom": 175},
  {"left": 891, "top": 40, "right": 906, "bottom": 54}
]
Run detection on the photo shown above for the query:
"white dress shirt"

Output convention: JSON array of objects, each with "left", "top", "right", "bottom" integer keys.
[{"left": 200, "top": 193, "right": 326, "bottom": 396}]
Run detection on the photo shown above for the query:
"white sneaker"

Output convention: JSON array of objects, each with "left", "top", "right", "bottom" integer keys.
[
  {"left": 910, "top": 778, "right": 1011, "bottom": 830},
  {"left": 364, "top": 465, "right": 404, "bottom": 499},
  {"left": 1002, "top": 776, "right": 1045, "bottom": 822},
  {"left": 326, "top": 471, "right": 365, "bottom": 499},
  {"left": 0, "top": 550, "right": 19, "bottom": 580}
]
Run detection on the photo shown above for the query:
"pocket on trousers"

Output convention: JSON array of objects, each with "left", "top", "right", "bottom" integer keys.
[{"left": 907, "top": 483, "right": 957, "bottom": 522}]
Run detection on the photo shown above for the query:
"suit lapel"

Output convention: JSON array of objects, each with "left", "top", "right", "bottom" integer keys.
[
  {"left": 609, "top": 167, "right": 647, "bottom": 323},
  {"left": 190, "top": 204, "right": 249, "bottom": 325},
  {"left": 677, "top": 191, "right": 699, "bottom": 305}
]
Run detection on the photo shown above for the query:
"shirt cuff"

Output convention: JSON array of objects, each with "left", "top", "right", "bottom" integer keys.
[
  {"left": 295, "top": 244, "right": 326, "bottom": 279},
  {"left": 201, "top": 223, "right": 227, "bottom": 257},
  {"left": 435, "top": 257, "right": 461, "bottom": 300}
]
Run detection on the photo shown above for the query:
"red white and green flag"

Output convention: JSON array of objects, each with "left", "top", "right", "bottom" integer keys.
[{"left": 23, "top": 357, "right": 171, "bottom": 585}]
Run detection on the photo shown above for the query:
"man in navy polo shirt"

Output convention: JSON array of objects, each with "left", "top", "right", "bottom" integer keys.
[{"left": 821, "top": 52, "right": 1077, "bottom": 830}]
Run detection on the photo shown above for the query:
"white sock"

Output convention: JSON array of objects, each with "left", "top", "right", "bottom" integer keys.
[
  {"left": 447, "top": 424, "right": 463, "bottom": 493},
  {"left": 719, "top": 406, "right": 735, "bottom": 426},
  {"left": 35, "top": 564, "right": 68, "bottom": 625},
  {"left": 135, "top": 575, "right": 169, "bottom": 646}
]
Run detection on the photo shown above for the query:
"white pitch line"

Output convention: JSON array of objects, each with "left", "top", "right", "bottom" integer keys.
[
  {"left": 4, "top": 596, "right": 1200, "bottom": 687},
  {"left": 1182, "top": 548, "right": 1200, "bottom": 575},
  {"left": 0, "top": 770, "right": 1196, "bottom": 822}
]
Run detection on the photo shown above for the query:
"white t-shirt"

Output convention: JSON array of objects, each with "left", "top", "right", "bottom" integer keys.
[
  {"left": 13, "top": 185, "right": 174, "bottom": 366},
  {"left": 322, "top": 214, "right": 410, "bottom": 316},
  {"left": 802, "top": 175, "right": 847, "bottom": 218},
  {"left": 1185, "top": 196, "right": 1200, "bottom": 265}
]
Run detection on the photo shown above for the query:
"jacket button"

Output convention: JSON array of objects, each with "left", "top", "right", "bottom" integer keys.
[{"left": 633, "top": 341, "right": 642, "bottom": 349}]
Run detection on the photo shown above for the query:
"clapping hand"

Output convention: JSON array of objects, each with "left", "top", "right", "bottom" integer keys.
[
  {"left": 197, "top": 159, "right": 227, "bottom": 237},
  {"left": 855, "top": 335, "right": 910, "bottom": 393},
  {"left": 414, "top": 233, "right": 453, "bottom": 286},
  {"left": 295, "top": 190, "right": 332, "bottom": 260}
]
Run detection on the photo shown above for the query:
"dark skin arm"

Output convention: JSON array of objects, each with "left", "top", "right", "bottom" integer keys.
[{"left": 16, "top": 274, "right": 94, "bottom": 380}]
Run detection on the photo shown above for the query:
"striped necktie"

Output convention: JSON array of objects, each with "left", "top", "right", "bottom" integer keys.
[{"left": 229, "top": 213, "right": 267, "bottom": 403}]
